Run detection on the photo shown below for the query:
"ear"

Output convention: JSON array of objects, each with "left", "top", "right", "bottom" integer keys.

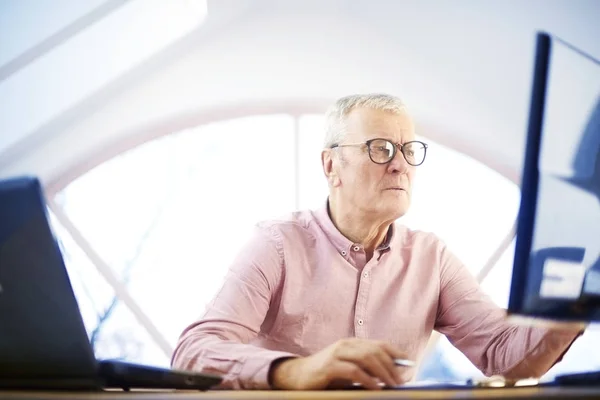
[{"left": 322, "top": 149, "right": 341, "bottom": 187}]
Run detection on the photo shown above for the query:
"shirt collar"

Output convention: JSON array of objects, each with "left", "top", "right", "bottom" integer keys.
[{"left": 313, "top": 198, "right": 395, "bottom": 255}]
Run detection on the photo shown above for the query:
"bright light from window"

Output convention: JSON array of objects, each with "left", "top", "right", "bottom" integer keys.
[{"left": 55, "top": 114, "right": 295, "bottom": 366}]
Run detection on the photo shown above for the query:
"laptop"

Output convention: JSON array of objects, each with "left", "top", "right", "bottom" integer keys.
[{"left": 0, "top": 176, "right": 222, "bottom": 391}]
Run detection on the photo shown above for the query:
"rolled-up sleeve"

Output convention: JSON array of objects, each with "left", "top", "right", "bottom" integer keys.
[
  {"left": 435, "top": 244, "right": 582, "bottom": 379},
  {"left": 171, "top": 226, "right": 297, "bottom": 389}
]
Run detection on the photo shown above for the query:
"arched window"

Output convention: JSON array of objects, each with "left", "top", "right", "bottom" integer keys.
[
  {"left": 47, "top": 111, "right": 598, "bottom": 379},
  {"left": 50, "top": 114, "right": 297, "bottom": 365}
]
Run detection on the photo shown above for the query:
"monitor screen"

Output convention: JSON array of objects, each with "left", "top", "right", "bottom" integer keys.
[{"left": 508, "top": 32, "right": 600, "bottom": 322}]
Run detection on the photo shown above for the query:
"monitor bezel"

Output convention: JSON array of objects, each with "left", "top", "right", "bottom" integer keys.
[
  {"left": 508, "top": 32, "right": 551, "bottom": 316},
  {"left": 508, "top": 32, "right": 600, "bottom": 322}
]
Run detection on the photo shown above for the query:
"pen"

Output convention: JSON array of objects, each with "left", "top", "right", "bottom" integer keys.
[{"left": 394, "top": 358, "right": 416, "bottom": 367}]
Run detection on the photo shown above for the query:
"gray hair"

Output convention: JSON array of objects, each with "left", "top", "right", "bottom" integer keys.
[{"left": 323, "top": 93, "right": 407, "bottom": 148}]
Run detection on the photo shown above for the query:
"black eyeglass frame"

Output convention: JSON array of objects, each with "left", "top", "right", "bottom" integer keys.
[{"left": 330, "top": 138, "right": 429, "bottom": 166}]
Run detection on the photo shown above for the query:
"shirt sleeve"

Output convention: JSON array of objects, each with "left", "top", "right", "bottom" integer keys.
[
  {"left": 170, "top": 226, "right": 298, "bottom": 389},
  {"left": 434, "top": 243, "right": 582, "bottom": 379}
]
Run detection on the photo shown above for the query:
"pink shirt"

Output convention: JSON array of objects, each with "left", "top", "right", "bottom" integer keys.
[{"left": 171, "top": 202, "right": 580, "bottom": 389}]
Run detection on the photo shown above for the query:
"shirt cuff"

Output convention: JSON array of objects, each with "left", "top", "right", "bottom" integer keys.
[
  {"left": 242, "top": 350, "right": 299, "bottom": 389},
  {"left": 551, "top": 328, "right": 585, "bottom": 366}
]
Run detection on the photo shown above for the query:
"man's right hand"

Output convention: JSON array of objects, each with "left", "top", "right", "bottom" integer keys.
[{"left": 269, "top": 338, "right": 410, "bottom": 390}]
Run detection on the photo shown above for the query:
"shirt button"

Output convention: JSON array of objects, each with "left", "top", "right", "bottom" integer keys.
[
  {"left": 363, "top": 272, "right": 369, "bottom": 278},
  {"left": 357, "top": 319, "right": 364, "bottom": 326},
  {"left": 353, "top": 246, "right": 360, "bottom": 251},
  {"left": 341, "top": 250, "right": 347, "bottom": 256}
]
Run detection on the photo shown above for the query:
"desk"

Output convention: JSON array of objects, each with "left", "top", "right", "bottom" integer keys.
[{"left": 1, "top": 387, "right": 599, "bottom": 400}]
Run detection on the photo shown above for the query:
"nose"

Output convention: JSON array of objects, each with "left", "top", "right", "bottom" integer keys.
[{"left": 387, "top": 147, "right": 410, "bottom": 174}]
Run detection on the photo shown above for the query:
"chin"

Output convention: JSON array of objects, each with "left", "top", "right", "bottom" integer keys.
[
  {"left": 391, "top": 201, "right": 410, "bottom": 220},
  {"left": 383, "top": 204, "right": 408, "bottom": 221},
  {"left": 393, "top": 210, "right": 408, "bottom": 221}
]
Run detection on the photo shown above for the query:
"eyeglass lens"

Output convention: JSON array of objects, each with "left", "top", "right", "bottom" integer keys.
[{"left": 368, "top": 139, "right": 426, "bottom": 165}]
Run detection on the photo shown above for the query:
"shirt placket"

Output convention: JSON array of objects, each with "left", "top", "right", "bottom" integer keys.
[{"left": 353, "top": 263, "right": 371, "bottom": 338}]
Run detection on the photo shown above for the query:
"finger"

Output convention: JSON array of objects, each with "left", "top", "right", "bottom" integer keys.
[
  {"left": 355, "top": 353, "right": 398, "bottom": 388},
  {"left": 340, "top": 340, "right": 399, "bottom": 386},
  {"left": 374, "top": 350, "right": 403, "bottom": 386},
  {"left": 378, "top": 342, "right": 412, "bottom": 384},
  {"left": 333, "top": 361, "right": 381, "bottom": 390}
]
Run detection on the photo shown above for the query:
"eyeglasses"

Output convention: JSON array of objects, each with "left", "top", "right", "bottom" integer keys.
[{"left": 330, "top": 138, "right": 428, "bottom": 166}]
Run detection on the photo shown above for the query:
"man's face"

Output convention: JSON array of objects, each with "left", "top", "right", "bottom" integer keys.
[{"left": 327, "top": 108, "right": 417, "bottom": 220}]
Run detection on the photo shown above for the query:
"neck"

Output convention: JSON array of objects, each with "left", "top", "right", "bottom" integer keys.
[{"left": 328, "top": 197, "right": 391, "bottom": 257}]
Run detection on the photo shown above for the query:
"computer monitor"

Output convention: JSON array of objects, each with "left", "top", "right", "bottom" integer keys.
[{"left": 508, "top": 31, "right": 600, "bottom": 322}]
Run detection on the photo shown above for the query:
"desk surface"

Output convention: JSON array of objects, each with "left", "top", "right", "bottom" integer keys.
[{"left": 1, "top": 387, "right": 599, "bottom": 400}]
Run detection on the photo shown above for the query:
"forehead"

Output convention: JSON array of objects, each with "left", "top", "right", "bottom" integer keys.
[{"left": 344, "top": 107, "right": 415, "bottom": 142}]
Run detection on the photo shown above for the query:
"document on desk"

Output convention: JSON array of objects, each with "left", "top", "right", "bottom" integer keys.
[
  {"left": 388, "top": 380, "right": 473, "bottom": 390},
  {"left": 389, "top": 377, "right": 540, "bottom": 390}
]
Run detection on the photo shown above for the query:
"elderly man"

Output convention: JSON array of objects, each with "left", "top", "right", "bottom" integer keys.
[{"left": 171, "top": 93, "right": 583, "bottom": 390}]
